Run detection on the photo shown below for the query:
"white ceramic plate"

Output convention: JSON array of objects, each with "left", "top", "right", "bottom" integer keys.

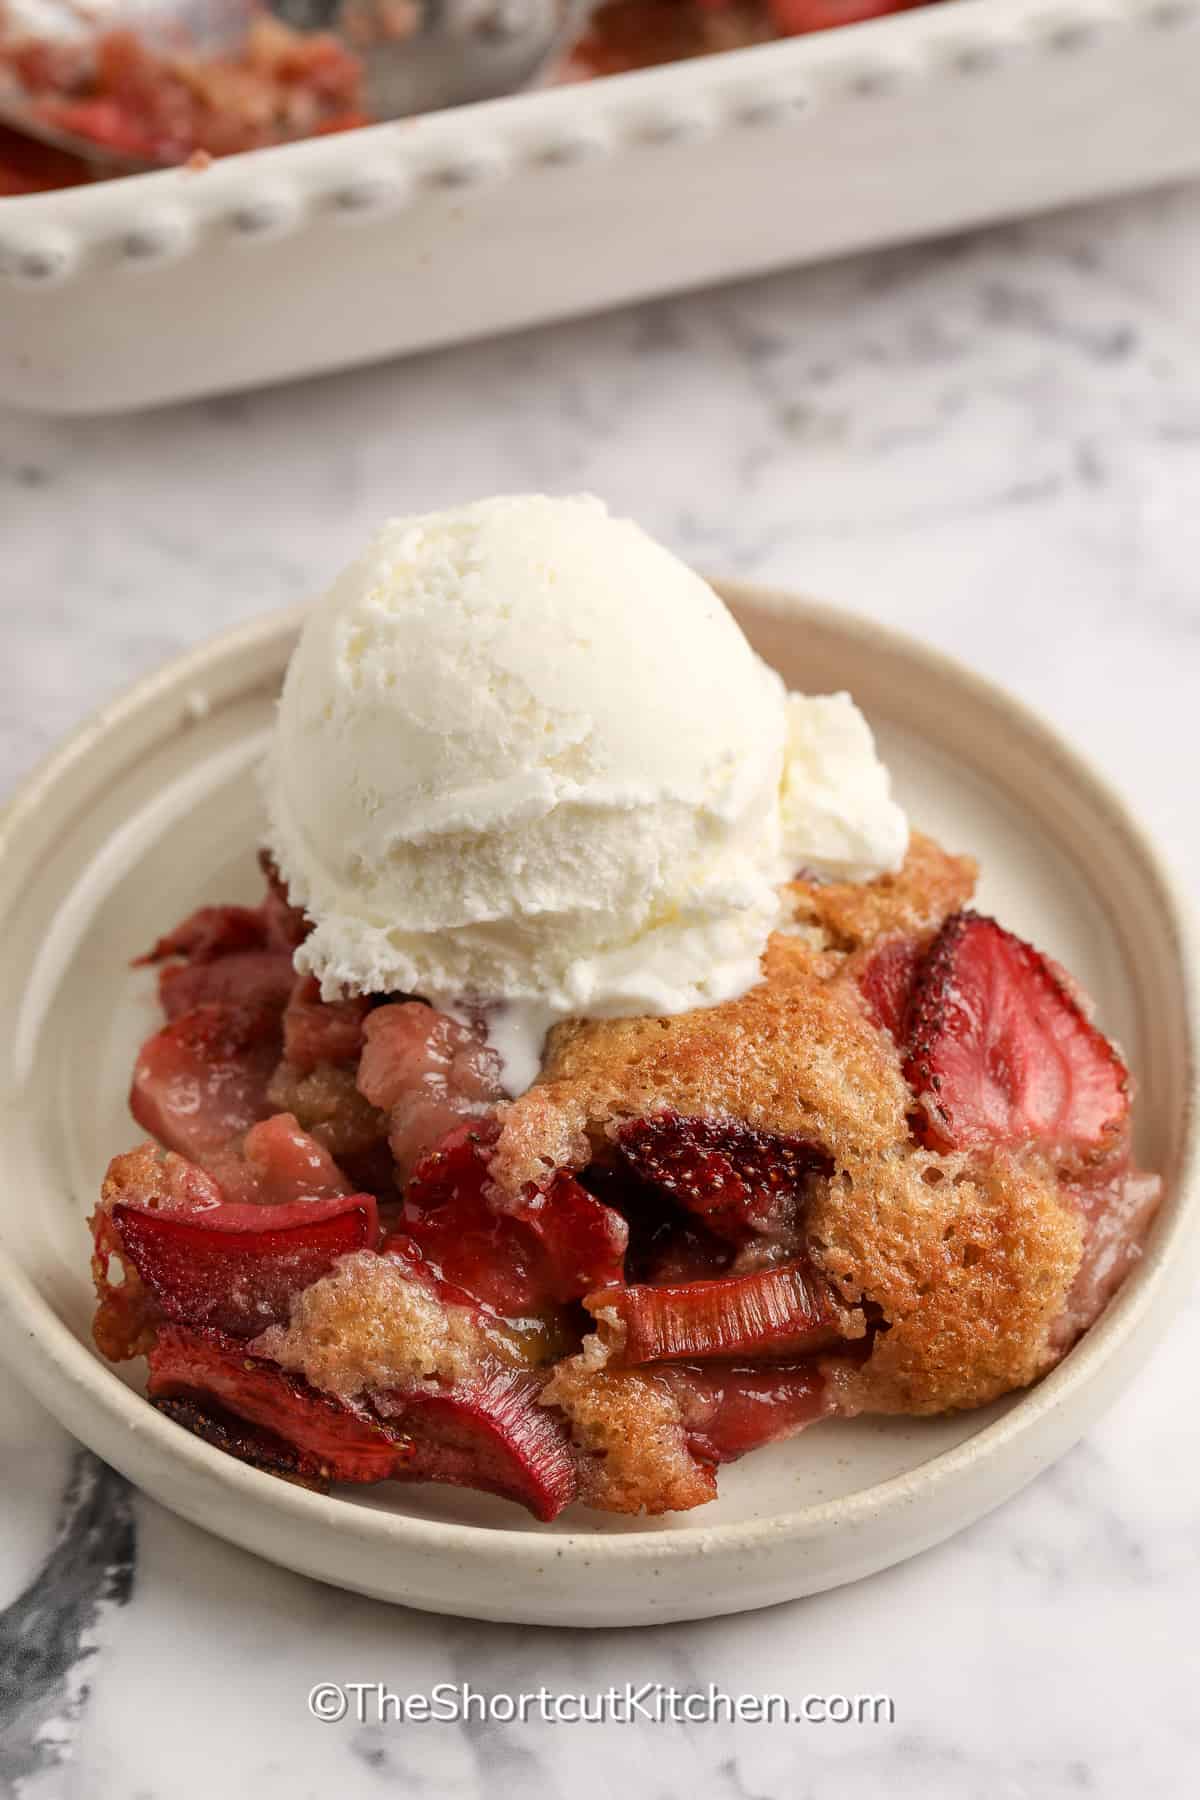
[{"left": 0, "top": 589, "right": 1195, "bottom": 1626}]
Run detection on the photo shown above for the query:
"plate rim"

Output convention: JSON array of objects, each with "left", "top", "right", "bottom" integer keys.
[{"left": 0, "top": 589, "right": 1197, "bottom": 1574}]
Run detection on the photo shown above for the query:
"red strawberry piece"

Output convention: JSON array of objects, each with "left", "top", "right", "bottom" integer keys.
[
  {"left": 616, "top": 1112, "right": 830, "bottom": 1242},
  {"left": 135, "top": 904, "right": 267, "bottom": 967},
  {"left": 585, "top": 1261, "right": 844, "bottom": 1365},
  {"left": 856, "top": 936, "right": 922, "bottom": 1041},
  {"left": 403, "top": 1123, "right": 628, "bottom": 1315},
  {"left": 377, "top": 1369, "right": 578, "bottom": 1521},
  {"left": 147, "top": 1324, "right": 412, "bottom": 1486},
  {"left": 401, "top": 1123, "right": 540, "bottom": 1316},
  {"left": 903, "top": 912, "right": 1130, "bottom": 1157},
  {"left": 358, "top": 1002, "right": 505, "bottom": 1180},
  {"left": 159, "top": 951, "right": 297, "bottom": 1022},
  {"left": 110, "top": 1190, "right": 379, "bottom": 1337},
  {"left": 664, "top": 1362, "right": 834, "bottom": 1465},
  {"left": 282, "top": 975, "right": 374, "bottom": 1072},
  {"left": 510, "top": 1173, "right": 628, "bottom": 1303},
  {"left": 130, "top": 1002, "right": 282, "bottom": 1165}
]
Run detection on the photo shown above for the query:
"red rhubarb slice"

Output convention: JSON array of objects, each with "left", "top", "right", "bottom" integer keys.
[
  {"left": 130, "top": 1002, "right": 282, "bottom": 1164},
  {"left": 616, "top": 1112, "right": 830, "bottom": 1242},
  {"left": 110, "top": 1190, "right": 379, "bottom": 1336},
  {"left": 137, "top": 904, "right": 267, "bottom": 967},
  {"left": 258, "top": 851, "right": 311, "bottom": 952},
  {"left": 159, "top": 951, "right": 297, "bottom": 1022},
  {"left": 586, "top": 1261, "right": 843, "bottom": 1365},
  {"left": 665, "top": 1362, "right": 834, "bottom": 1464},
  {"left": 241, "top": 1112, "right": 354, "bottom": 1203},
  {"left": 282, "top": 975, "right": 373, "bottom": 1072},
  {"left": 903, "top": 912, "right": 1130, "bottom": 1157},
  {"left": 377, "top": 1368, "right": 578, "bottom": 1521},
  {"left": 358, "top": 1002, "right": 506, "bottom": 1180},
  {"left": 147, "top": 1325, "right": 411, "bottom": 1485}
]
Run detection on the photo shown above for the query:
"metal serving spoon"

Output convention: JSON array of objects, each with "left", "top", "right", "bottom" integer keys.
[{"left": 0, "top": 0, "right": 583, "bottom": 175}]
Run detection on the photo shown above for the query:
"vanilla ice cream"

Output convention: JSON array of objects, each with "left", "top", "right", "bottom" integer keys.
[{"left": 263, "top": 495, "right": 907, "bottom": 1089}]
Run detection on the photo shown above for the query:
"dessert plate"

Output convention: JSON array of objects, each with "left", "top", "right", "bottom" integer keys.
[{"left": 0, "top": 588, "right": 1195, "bottom": 1627}]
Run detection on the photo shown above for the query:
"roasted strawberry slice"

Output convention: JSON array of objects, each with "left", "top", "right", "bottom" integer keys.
[
  {"left": 358, "top": 1002, "right": 506, "bottom": 1180},
  {"left": 903, "top": 912, "right": 1130, "bottom": 1158},
  {"left": 130, "top": 1002, "right": 282, "bottom": 1165},
  {"left": 586, "top": 1261, "right": 844, "bottom": 1365},
  {"left": 159, "top": 951, "right": 297, "bottom": 1022},
  {"left": 664, "top": 1362, "right": 834, "bottom": 1465},
  {"left": 147, "top": 1325, "right": 411, "bottom": 1486},
  {"left": 616, "top": 1112, "right": 831, "bottom": 1243},
  {"left": 856, "top": 936, "right": 922, "bottom": 1040},
  {"left": 404, "top": 1122, "right": 627, "bottom": 1315},
  {"left": 377, "top": 1369, "right": 578, "bottom": 1521},
  {"left": 282, "top": 975, "right": 374, "bottom": 1072},
  {"left": 109, "top": 1190, "right": 379, "bottom": 1337}
]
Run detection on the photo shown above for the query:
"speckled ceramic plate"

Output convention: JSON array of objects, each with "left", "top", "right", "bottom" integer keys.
[{"left": 0, "top": 591, "right": 1195, "bottom": 1627}]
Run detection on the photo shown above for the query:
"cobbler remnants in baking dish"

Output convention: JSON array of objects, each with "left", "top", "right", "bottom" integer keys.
[{"left": 89, "top": 836, "right": 1160, "bottom": 1520}]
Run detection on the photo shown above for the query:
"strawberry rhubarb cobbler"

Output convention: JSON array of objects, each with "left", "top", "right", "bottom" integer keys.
[{"left": 89, "top": 498, "right": 1160, "bottom": 1521}]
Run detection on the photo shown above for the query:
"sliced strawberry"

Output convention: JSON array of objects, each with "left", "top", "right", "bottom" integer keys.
[
  {"left": 403, "top": 1122, "right": 627, "bottom": 1316},
  {"left": 664, "top": 1362, "right": 834, "bottom": 1464},
  {"left": 358, "top": 1002, "right": 505, "bottom": 1180},
  {"left": 856, "top": 936, "right": 922, "bottom": 1040},
  {"left": 376, "top": 1369, "right": 578, "bottom": 1521},
  {"left": 282, "top": 975, "right": 373, "bottom": 1072},
  {"left": 159, "top": 951, "right": 297, "bottom": 1022},
  {"left": 109, "top": 1189, "right": 379, "bottom": 1336},
  {"left": 904, "top": 912, "right": 1130, "bottom": 1158},
  {"left": 586, "top": 1261, "right": 844, "bottom": 1365},
  {"left": 147, "top": 1324, "right": 412, "bottom": 1486},
  {"left": 130, "top": 1002, "right": 282, "bottom": 1165},
  {"left": 616, "top": 1112, "right": 830, "bottom": 1243}
]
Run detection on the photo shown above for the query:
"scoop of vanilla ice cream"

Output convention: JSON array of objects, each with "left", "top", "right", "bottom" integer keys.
[
  {"left": 782, "top": 692, "right": 910, "bottom": 883},
  {"left": 263, "top": 495, "right": 906, "bottom": 1087}
]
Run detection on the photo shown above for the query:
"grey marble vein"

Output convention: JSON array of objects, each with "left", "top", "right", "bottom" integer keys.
[{"left": 0, "top": 1453, "right": 134, "bottom": 1797}]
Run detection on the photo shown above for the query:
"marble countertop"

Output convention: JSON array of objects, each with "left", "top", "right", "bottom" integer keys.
[{"left": 2, "top": 175, "right": 1199, "bottom": 1800}]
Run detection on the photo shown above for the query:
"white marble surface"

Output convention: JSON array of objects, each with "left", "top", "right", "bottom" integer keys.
[{"left": 2, "top": 175, "right": 1199, "bottom": 1799}]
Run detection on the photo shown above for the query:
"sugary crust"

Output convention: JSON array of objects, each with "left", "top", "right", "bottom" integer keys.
[
  {"left": 540, "top": 1356, "right": 717, "bottom": 1514},
  {"left": 249, "top": 1252, "right": 530, "bottom": 1399},
  {"left": 811, "top": 1149, "right": 1083, "bottom": 1414},
  {"left": 492, "top": 829, "right": 1092, "bottom": 1427},
  {"left": 786, "top": 829, "right": 978, "bottom": 950},
  {"left": 492, "top": 934, "right": 912, "bottom": 1196}
]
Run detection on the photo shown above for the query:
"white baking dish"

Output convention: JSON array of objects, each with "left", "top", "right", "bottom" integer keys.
[{"left": 1, "top": 0, "right": 1198, "bottom": 413}]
